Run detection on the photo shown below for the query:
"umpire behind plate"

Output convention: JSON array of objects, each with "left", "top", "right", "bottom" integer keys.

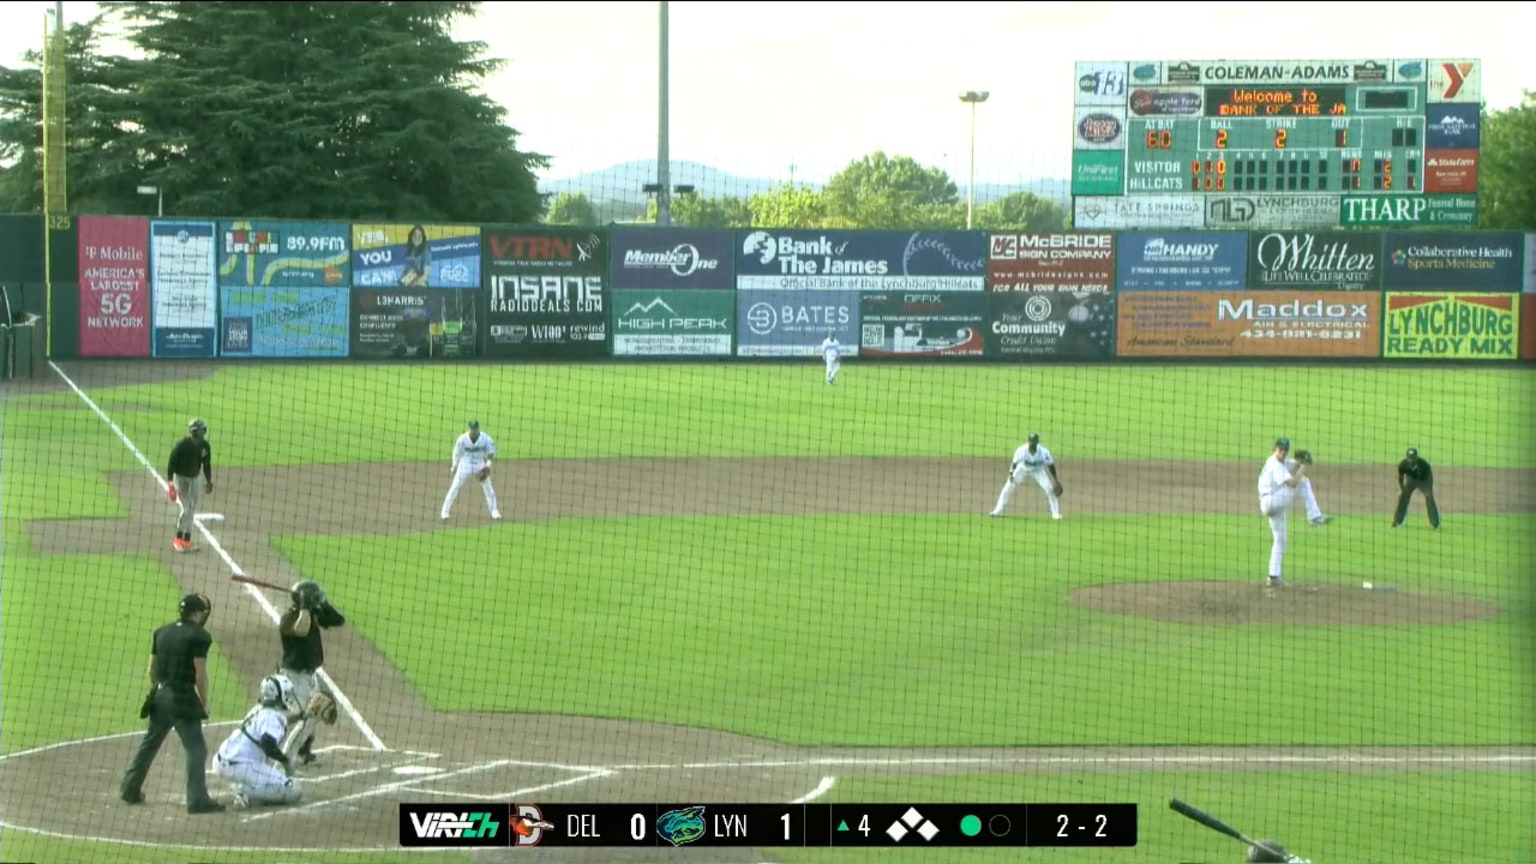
[{"left": 277, "top": 580, "right": 345, "bottom": 767}]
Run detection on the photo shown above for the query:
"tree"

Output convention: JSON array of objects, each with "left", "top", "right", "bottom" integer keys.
[
  {"left": 747, "top": 185, "right": 828, "bottom": 228},
  {"left": 1478, "top": 92, "right": 1535, "bottom": 230},
  {"left": 644, "top": 191, "right": 751, "bottom": 227},
  {"left": 0, "top": 16, "right": 146, "bottom": 214},
  {"left": 543, "top": 191, "right": 597, "bottom": 225},
  {"left": 0, "top": 2, "right": 549, "bottom": 221},
  {"left": 972, "top": 191, "right": 1069, "bottom": 232},
  {"left": 820, "top": 151, "right": 965, "bottom": 229}
]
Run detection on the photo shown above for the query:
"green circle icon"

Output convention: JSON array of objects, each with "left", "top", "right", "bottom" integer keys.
[{"left": 960, "top": 814, "right": 983, "bottom": 837}]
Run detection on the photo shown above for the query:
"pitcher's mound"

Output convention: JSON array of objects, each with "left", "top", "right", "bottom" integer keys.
[{"left": 1070, "top": 581, "right": 1501, "bottom": 626}]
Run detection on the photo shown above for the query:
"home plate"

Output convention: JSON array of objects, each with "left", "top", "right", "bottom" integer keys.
[
  {"left": 393, "top": 765, "right": 445, "bottom": 775},
  {"left": 195, "top": 513, "right": 226, "bottom": 522}
]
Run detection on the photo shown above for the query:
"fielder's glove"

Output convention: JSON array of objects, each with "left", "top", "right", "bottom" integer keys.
[
  {"left": 1294, "top": 449, "right": 1314, "bottom": 466},
  {"left": 1052, "top": 482, "right": 1064, "bottom": 497},
  {"left": 476, "top": 466, "right": 491, "bottom": 481},
  {"left": 307, "top": 690, "right": 339, "bottom": 725}
]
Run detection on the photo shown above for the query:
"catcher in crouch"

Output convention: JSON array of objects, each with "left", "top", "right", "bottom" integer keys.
[
  {"left": 276, "top": 580, "right": 344, "bottom": 767},
  {"left": 213, "top": 674, "right": 304, "bottom": 808}
]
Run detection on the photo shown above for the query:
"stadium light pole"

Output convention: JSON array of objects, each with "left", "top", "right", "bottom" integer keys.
[
  {"left": 656, "top": 1, "right": 671, "bottom": 226},
  {"left": 959, "top": 91, "right": 990, "bottom": 229},
  {"left": 136, "top": 185, "right": 162, "bottom": 217}
]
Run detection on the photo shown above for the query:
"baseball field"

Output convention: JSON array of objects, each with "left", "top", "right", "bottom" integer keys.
[{"left": 1, "top": 360, "right": 1532, "bottom": 864}]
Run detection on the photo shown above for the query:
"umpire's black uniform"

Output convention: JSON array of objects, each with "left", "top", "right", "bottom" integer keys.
[
  {"left": 1392, "top": 448, "right": 1441, "bottom": 529},
  {"left": 119, "top": 593, "right": 225, "bottom": 813}
]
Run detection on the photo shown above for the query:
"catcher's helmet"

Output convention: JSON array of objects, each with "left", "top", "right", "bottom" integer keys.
[
  {"left": 290, "top": 579, "right": 325, "bottom": 609},
  {"left": 1244, "top": 839, "right": 1289, "bottom": 863},
  {"left": 179, "top": 593, "right": 211, "bottom": 617},
  {"left": 259, "top": 673, "right": 301, "bottom": 713},
  {"left": 188, "top": 418, "right": 207, "bottom": 434}
]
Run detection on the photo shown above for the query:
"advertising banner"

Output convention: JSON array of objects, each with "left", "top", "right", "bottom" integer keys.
[
  {"left": 219, "top": 287, "right": 349, "bottom": 358},
  {"left": 1073, "top": 107, "right": 1127, "bottom": 150},
  {"left": 1115, "top": 231, "right": 1247, "bottom": 290},
  {"left": 987, "top": 232, "right": 1115, "bottom": 293},
  {"left": 1427, "top": 58, "right": 1480, "bottom": 103},
  {"left": 736, "top": 230, "right": 985, "bottom": 292},
  {"left": 351, "top": 223, "right": 480, "bottom": 289},
  {"left": 1070, "top": 149, "right": 1125, "bottom": 196},
  {"left": 1527, "top": 234, "right": 1536, "bottom": 293},
  {"left": 1205, "top": 195, "right": 1338, "bottom": 230},
  {"left": 1522, "top": 295, "right": 1536, "bottom": 359},
  {"left": 1117, "top": 290, "right": 1381, "bottom": 357},
  {"left": 76, "top": 215, "right": 149, "bottom": 357},
  {"left": 483, "top": 227, "right": 607, "bottom": 358},
  {"left": 736, "top": 289, "right": 860, "bottom": 357},
  {"left": 1340, "top": 194, "right": 1477, "bottom": 227},
  {"left": 611, "top": 289, "right": 734, "bottom": 357},
  {"left": 985, "top": 291, "right": 1117, "bottom": 359},
  {"left": 1382, "top": 293, "right": 1518, "bottom": 360},
  {"left": 1379, "top": 231, "right": 1524, "bottom": 291},
  {"left": 1073, "top": 195, "right": 1204, "bottom": 230},
  {"left": 608, "top": 227, "right": 732, "bottom": 290},
  {"left": 1076, "top": 62, "right": 1130, "bottom": 106},
  {"left": 1247, "top": 230, "right": 1381, "bottom": 291},
  {"left": 149, "top": 220, "right": 218, "bottom": 358},
  {"left": 1424, "top": 103, "right": 1480, "bottom": 150},
  {"left": 1424, "top": 150, "right": 1478, "bottom": 193},
  {"left": 350, "top": 288, "right": 479, "bottom": 359},
  {"left": 857, "top": 292, "right": 986, "bottom": 358},
  {"left": 217, "top": 219, "right": 350, "bottom": 288}
]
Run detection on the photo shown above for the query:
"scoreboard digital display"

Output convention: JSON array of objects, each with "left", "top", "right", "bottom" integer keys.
[{"left": 1071, "top": 59, "right": 1482, "bottom": 229}]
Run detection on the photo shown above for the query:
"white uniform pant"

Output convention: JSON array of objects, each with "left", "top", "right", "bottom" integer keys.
[
  {"left": 825, "top": 356, "right": 840, "bottom": 383},
  {"left": 279, "top": 668, "right": 320, "bottom": 759},
  {"left": 214, "top": 754, "right": 303, "bottom": 805},
  {"left": 1260, "top": 487, "right": 1297, "bottom": 578},
  {"left": 441, "top": 468, "right": 498, "bottom": 517},
  {"left": 993, "top": 469, "right": 1060, "bottom": 517},
  {"left": 1297, "top": 477, "right": 1322, "bottom": 521}
]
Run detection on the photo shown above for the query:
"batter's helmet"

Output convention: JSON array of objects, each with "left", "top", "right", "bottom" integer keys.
[
  {"left": 290, "top": 580, "right": 325, "bottom": 609},
  {"left": 1244, "top": 839, "right": 1289, "bottom": 863}
]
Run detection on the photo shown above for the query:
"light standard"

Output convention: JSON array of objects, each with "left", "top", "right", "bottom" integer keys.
[
  {"left": 958, "top": 90, "right": 990, "bottom": 229},
  {"left": 136, "top": 185, "right": 163, "bottom": 217}
]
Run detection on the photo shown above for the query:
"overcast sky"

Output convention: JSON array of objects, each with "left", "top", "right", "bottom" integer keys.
[{"left": 2, "top": 1, "right": 1531, "bottom": 187}]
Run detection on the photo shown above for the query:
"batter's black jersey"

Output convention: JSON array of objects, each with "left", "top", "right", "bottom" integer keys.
[
  {"left": 168, "top": 436, "right": 212, "bottom": 481},
  {"left": 279, "top": 608, "right": 324, "bottom": 672},
  {"left": 1398, "top": 457, "right": 1434, "bottom": 486},
  {"left": 151, "top": 620, "right": 212, "bottom": 692}
]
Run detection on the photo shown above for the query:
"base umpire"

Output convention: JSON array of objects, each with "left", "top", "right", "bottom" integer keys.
[
  {"left": 1392, "top": 447, "right": 1441, "bottom": 530},
  {"left": 119, "top": 593, "right": 226, "bottom": 813}
]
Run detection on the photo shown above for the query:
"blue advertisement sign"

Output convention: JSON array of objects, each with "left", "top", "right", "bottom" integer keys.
[
  {"left": 217, "top": 219, "right": 351, "bottom": 288},
  {"left": 1424, "top": 103, "right": 1480, "bottom": 150},
  {"left": 609, "top": 227, "right": 733, "bottom": 290},
  {"left": 735, "top": 289, "right": 861, "bottom": 357},
  {"left": 219, "top": 287, "right": 350, "bottom": 357},
  {"left": 150, "top": 219, "right": 218, "bottom": 357},
  {"left": 351, "top": 223, "right": 481, "bottom": 289},
  {"left": 1116, "top": 231, "right": 1249, "bottom": 290},
  {"left": 1381, "top": 231, "right": 1526, "bottom": 291},
  {"left": 736, "top": 230, "right": 985, "bottom": 292}
]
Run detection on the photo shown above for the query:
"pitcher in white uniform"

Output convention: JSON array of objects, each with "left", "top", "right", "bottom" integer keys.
[
  {"left": 212, "top": 674, "right": 303, "bottom": 809},
  {"left": 821, "top": 334, "right": 841, "bottom": 385},
  {"left": 990, "top": 432, "right": 1062, "bottom": 519},
  {"left": 441, "top": 420, "right": 500, "bottom": 520},
  {"left": 1257, "top": 437, "right": 1308, "bottom": 588}
]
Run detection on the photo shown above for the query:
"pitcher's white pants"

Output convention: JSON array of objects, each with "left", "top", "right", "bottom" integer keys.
[
  {"left": 992, "top": 469, "right": 1060, "bottom": 518},
  {"left": 1260, "top": 487, "right": 1297, "bottom": 578},
  {"left": 442, "top": 468, "right": 499, "bottom": 517},
  {"left": 1298, "top": 477, "right": 1322, "bottom": 521},
  {"left": 214, "top": 754, "right": 303, "bottom": 805}
]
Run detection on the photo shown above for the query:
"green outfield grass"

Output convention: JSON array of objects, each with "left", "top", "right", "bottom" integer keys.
[{"left": 774, "top": 770, "right": 1536, "bottom": 864}]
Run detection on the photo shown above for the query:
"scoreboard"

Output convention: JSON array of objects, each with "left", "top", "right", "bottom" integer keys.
[{"left": 1070, "top": 59, "right": 1482, "bottom": 229}]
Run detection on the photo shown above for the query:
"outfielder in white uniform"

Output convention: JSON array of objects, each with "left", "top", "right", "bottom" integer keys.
[
  {"left": 1258, "top": 437, "right": 1309, "bottom": 588},
  {"left": 822, "top": 334, "right": 841, "bottom": 385},
  {"left": 440, "top": 420, "right": 500, "bottom": 520},
  {"left": 213, "top": 674, "right": 303, "bottom": 809},
  {"left": 990, "top": 432, "right": 1062, "bottom": 519}
]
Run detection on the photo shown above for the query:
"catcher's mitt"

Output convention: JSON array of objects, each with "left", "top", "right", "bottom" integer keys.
[
  {"left": 307, "top": 690, "right": 339, "bottom": 725},
  {"left": 1294, "top": 449, "right": 1314, "bottom": 466},
  {"left": 476, "top": 466, "right": 491, "bottom": 481}
]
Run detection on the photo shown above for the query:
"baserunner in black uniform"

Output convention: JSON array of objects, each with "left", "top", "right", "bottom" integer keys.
[
  {"left": 166, "top": 418, "right": 213, "bottom": 552},
  {"left": 1392, "top": 447, "right": 1441, "bottom": 530},
  {"left": 119, "top": 593, "right": 226, "bottom": 813}
]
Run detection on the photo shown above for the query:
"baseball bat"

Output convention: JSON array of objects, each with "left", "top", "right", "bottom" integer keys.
[
  {"left": 1169, "top": 798, "right": 1289, "bottom": 861},
  {"left": 231, "top": 574, "right": 290, "bottom": 594}
]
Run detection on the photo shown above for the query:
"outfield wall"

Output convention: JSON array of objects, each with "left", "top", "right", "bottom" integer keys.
[{"left": 6, "top": 213, "right": 1534, "bottom": 364}]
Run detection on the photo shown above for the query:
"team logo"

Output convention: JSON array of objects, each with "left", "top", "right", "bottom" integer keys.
[
  {"left": 1077, "top": 113, "right": 1122, "bottom": 145},
  {"left": 511, "top": 804, "right": 556, "bottom": 847},
  {"left": 656, "top": 806, "right": 708, "bottom": 847},
  {"left": 1132, "top": 63, "right": 1158, "bottom": 82},
  {"left": 1397, "top": 61, "right": 1424, "bottom": 80}
]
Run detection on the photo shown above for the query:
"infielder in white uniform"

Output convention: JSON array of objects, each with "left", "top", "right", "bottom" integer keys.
[
  {"left": 821, "top": 334, "right": 841, "bottom": 385},
  {"left": 212, "top": 674, "right": 303, "bottom": 809},
  {"left": 441, "top": 420, "right": 500, "bottom": 520},
  {"left": 990, "top": 432, "right": 1063, "bottom": 519},
  {"left": 1257, "top": 437, "right": 1309, "bottom": 588}
]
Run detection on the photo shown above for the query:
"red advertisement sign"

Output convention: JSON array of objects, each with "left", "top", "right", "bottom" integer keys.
[
  {"left": 1424, "top": 149, "right": 1478, "bottom": 193},
  {"left": 77, "top": 216, "right": 150, "bottom": 357},
  {"left": 986, "top": 232, "right": 1115, "bottom": 293}
]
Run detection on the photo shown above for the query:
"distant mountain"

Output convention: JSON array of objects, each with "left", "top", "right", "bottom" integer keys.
[{"left": 539, "top": 159, "right": 1071, "bottom": 209}]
